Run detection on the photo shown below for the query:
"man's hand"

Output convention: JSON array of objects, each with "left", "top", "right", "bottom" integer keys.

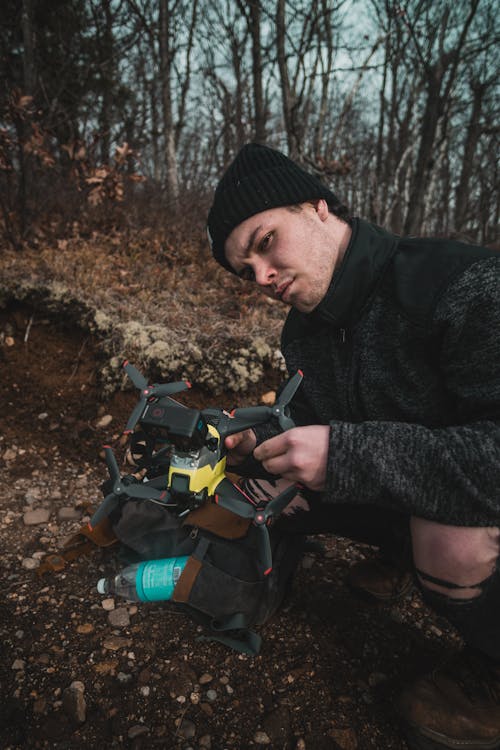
[
  {"left": 224, "top": 429, "right": 257, "bottom": 466},
  {"left": 253, "top": 425, "right": 330, "bottom": 491}
]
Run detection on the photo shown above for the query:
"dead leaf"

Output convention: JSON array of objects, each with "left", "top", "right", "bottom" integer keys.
[{"left": 260, "top": 390, "right": 276, "bottom": 406}]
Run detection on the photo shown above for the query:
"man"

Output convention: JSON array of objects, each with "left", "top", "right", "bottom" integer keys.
[{"left": 206, "top": 142, "right": 500, "bottom": 750}]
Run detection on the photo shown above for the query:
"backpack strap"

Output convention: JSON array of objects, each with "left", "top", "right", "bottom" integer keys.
[
  {"left": 184, "top": 502, "right": 251, "bottom": 540},
  {"left": 172, "top": 534, "right": 263, "bottom": 655},
  {"left": 196, "top": 614, "right": 262, "bottom": 656},
  {"left": 172, "top": 536, "right": 210, "bottom": 603},
  {"left": 36, "top": 517, "right": 117, "bottom": 576}
]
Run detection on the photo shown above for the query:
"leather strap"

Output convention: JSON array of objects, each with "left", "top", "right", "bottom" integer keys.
[
  {"left": 36, "top": 518, "right": 117, "bottom": 576},
  {"left": 172, "top": 556, "right": 202, "bottom": 603},
  {"left": 185, "top": 502, "right": 251, "bottom": 540}
]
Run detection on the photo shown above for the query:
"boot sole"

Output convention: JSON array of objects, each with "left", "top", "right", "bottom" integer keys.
[
  {"left": 404, "top": 722, "right": 500, "bottom": 750},
  {"left": 347, "top": 574, "right": 413, "bottom": 603}
]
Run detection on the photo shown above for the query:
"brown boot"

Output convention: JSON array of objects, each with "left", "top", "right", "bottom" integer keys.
[
  {"left": 399, "top": 648, "right": 500, "bottom": 749},
  {"left": 346, "top": 555, "right": 413, "bottom": 602}
]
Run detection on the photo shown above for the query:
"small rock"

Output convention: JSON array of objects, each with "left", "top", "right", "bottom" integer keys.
[
  {"left": 3, "top": 448, "right": 17, "bottom": 461},
  {"left": 295, "top": 740, "right": 306, "bottom": 750},
  {"left": 25, "top": 488, "right": 41, "bottom": 503},
  {"left": 117, "top": 672, "right": 133, "bottom": 684},
  {"left": 5, "top": 336, "right": 15, "bottom": 347},
  {"left": 108, "top": 607, "right": 130, "bottom": 628},
  {"left": 58, "top": 507, "right": 81, "bottom": 522},
  {"left": 96, "top": 414, "right": 113, "bottom": 429},
  {"left": 93, "top": 660, "right": 118, "bottom": 675},
  {"left": 70, "top": 681, "right": 85, "bottom": 693},
  {"left": 206, "top": 689, "right": 217, "bottom": 702},
  {"left": 254, "top": 730, "right": 271, "bottom": 745},
  {"left": 128, "top": 724, "right": 149, "bottom": 739},
  {"left": 199, "top": 735, "right": 212, "bottom": 749},
  {"left": 11, "top": 659, "right": 25, "bottom": 671},
  {"left": 138, "top": 668, "right": 151, "bottom": 684},
  {"left": 301, "top": 555, "right": 315, "bottom": 570},
  {"left": 140, "top": 686, "right": 150, "bottom": 697},
  {"left": 102, "top": 598, "right": 115, "bottom": 611},
  {"left": 429, "top": 625, "right": 443, "bottom": 637},
  {"left": 62, "top": 685, "right": 86, "bottom": 724},
  {"left": 38, "top": 412, "right": 49, "bottom": 421},
  {"left": 368, "top": 672, "right": 387, "bottom": 687},
  {"left": 329, "top": 728, "right": 358, "bottom": 750},
  {"left": 103, "top": 635, "right": 131, "bottom": 651},
  {"left": 177, "top": 718, "right": 196, "bottom": 739},
  {"left": 33, "top": 697, "right": 47, "bottom": 714},
  {"left": 199, "top": 673, "right": 213, "bottom": 685},
  {"left": 76, "top": 623, "right": 94, "bottom": 635},
  {"left": 23, "top": 508, "right": 51, "bottom": 526},
  {"left": 22, "top": 557, "right": 40, "bottom": 570}
]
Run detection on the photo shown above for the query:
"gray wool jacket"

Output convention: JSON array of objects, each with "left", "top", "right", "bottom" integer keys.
[{"left": 253, "top": 218, "right": 500, "bottom": 527}]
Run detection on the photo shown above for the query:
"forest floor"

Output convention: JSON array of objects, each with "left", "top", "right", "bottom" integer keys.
[{"left": 0, "top": 299, "right": 464, "bottom": 750}]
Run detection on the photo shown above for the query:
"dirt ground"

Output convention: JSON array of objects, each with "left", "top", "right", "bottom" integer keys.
[{"left": 0, "top": 303, "right": 462, "bottom": 750}]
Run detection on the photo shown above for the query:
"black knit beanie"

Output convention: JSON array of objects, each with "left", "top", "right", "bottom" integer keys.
[{"left": 207, "top": 143, "right": 341, "bottom": 273}]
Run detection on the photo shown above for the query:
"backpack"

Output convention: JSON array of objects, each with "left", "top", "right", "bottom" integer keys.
[{"left": 109, "top": 494, "right": 306, "bottom": 655}]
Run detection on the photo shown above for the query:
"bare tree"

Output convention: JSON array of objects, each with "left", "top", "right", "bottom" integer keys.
[{"left": 401, "top": 0, "right": 481, "bottom": 234}]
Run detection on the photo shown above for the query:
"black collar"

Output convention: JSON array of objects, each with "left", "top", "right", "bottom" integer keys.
[{"left": 314, "top": 218, "right": 397, "bottom": 328}]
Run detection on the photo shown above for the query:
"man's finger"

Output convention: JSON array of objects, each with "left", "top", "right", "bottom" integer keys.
[
  {"left": 261, "top": 455, "right": 295, "bottom": 478},
  {"left": 254, "top": 433, "right": 288, "bottom": 462}
]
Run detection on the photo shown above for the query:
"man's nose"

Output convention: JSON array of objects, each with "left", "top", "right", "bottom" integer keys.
[{"left": 254, "top": 260, "right": 275, "bottom": 287}]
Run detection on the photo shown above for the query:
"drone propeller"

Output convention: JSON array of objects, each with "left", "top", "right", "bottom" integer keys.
[
  {"left": 214, "top": 478, "right": 300, "bottom": 575},
  {"left": 221, "top": 370, "right": 303, "bottom": 437},
  {"left": 123, "top": 360, "right": 191, "bottom": 433},
  {"left": 89, "top": 446, "right": 168, "bottom": 529}
]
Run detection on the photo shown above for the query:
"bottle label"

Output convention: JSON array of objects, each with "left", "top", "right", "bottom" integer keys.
[{"left": 135, "top": 557, "right": 189, "bottom": 602}]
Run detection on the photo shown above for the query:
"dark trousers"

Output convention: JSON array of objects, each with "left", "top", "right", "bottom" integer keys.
[{"left": 278, "top": 501, "right": 500, "bottom": 661}]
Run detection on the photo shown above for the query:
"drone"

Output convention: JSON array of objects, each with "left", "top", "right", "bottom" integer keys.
[{"left": 89, "top": 361, "right": 304, "bottom": 574}]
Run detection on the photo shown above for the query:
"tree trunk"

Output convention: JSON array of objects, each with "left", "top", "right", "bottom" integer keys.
[
  {"left": 99, "top": 0, "right": 114, "bottom": 164},
  {"left": 404, "top": 67, "right": 443, "bottom": 234},
  {"left": 276, "top": 0, "right": 299, "bottom": 158},
  {"left": 20, "top": 0, "right": 36, "bottom": 237},
  {"left": 403, "top": 0, "right": 480, "bottom": 235},
  {"left": 312, "top": 0, "right": 334, "bottom": 159},
  {"left": 454, "top": 82, "right": 485, "bottom": 233},
  {"left": 159, "top": 0, "right": 179, "bottom": 206},
  {"left": 249, "top": 0, "right": 266, "bottom": 143}
]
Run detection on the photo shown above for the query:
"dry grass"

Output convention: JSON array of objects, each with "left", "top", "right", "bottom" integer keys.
[{"left": 0, "top": 221, "right": 288, "bottom": 394}]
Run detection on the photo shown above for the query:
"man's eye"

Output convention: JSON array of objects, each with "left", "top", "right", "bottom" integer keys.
[{"left": 260, "top": 232, "right": 272, "bottom": 251}]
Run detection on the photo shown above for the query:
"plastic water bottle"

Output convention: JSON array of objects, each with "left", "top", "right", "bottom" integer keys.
[{"left": 96, "top": 556, "right": 189, "bottom": 602}]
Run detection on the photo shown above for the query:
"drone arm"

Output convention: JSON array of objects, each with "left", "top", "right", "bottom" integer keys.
[
  {"left": 213, "top": 478, "right": 256, "bottom": 518},
  {"left": 89, "top": 492, "right": 120, "bottom": 529},
  {"left": 217, "top": 410, "right": 271, "bottom": 439}
]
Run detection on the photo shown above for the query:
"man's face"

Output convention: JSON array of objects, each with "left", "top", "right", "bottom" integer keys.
[{"left": 224, "top": 201, "right": 343, "bottom": 313}]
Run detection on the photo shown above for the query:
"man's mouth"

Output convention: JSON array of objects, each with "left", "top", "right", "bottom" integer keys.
[{"left": 275, "top": 280, "right": 293, "bottom": 302}]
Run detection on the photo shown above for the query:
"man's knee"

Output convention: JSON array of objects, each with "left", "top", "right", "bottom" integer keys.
[{"left": 410, "top": 517, "right": 500, "bottom": 599}]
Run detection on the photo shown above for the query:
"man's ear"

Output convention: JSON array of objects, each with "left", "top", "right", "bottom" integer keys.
[{"left": 315, "top": 198, "right": 329, "bottom": 221}]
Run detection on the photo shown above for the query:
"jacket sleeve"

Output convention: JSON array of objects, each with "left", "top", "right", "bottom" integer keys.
[{"left": 325, "top": 257, "right": 500, "bottom": 526}]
